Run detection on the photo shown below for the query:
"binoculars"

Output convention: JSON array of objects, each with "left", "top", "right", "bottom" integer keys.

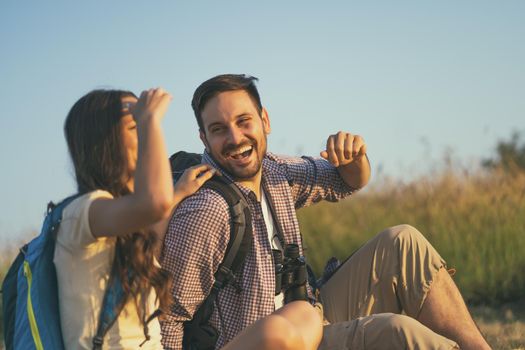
[{"left": 273, "top": 244, "right": 308, "bottom": 304}]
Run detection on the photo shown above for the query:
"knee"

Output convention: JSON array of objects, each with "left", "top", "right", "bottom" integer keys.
[
  {"left": 274, "top": 301, "right": 323, "bottom": 349},
  {"left": 378, "top": 224, "right": 426, "bottom": 249},
  {"left": 383, "top": 313, "right": 421, "bottom": 332},
  {"left": 373, "top": 314, "right": 457, "bottom": 349},
  {"left": 373, "top": 313, "right": 426, "bottom": 340},
  {"left": 257, "top": 315, "right": 303, "bottom": 350},
  {"left": 281, "top": 300, "right": 323, "bottom": 328}
]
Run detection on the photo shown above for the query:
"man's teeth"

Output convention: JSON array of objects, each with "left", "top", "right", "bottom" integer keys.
[{"left": 229, "top": 146, "right": 252, "bottom": 157}]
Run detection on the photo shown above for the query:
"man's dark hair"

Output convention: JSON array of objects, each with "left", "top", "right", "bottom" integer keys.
[{"left": 191, "top": 74, "right": 263, "bottom": 131}]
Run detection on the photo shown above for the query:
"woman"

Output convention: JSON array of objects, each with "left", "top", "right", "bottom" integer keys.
[{"left": 56, "top": 88, "right": 322, "bottom": 349}]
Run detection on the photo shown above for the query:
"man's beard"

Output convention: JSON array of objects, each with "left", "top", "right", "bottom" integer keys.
[{"left": 211, "top": 137, "right": 267, "bottom": 181}]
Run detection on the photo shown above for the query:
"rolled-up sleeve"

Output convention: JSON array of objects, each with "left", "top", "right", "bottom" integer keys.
[{"left": 270, "top": 154, "right": 357, "bottom": 209}]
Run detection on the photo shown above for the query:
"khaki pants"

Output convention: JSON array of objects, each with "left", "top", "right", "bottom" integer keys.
[{"left": 318, "top": 225, "right": 459, "bottom": 350}]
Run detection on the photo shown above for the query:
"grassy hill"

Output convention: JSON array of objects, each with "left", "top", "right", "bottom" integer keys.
[{"left": 2, "top": 167, "right": 524, "bottom": 348}]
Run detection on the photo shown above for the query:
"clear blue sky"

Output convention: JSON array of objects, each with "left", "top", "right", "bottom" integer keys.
[{"left": 1, "top": 1, "right": 524, "bottom": 241}]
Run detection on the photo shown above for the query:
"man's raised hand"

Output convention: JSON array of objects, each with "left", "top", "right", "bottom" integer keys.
[{"left": 320, "top": 131, "right": 367, "bottom": 167}]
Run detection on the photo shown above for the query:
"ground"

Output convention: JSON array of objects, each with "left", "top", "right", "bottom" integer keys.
[{"left": 472, "top": 300, "right": 525, "bottom": 350}]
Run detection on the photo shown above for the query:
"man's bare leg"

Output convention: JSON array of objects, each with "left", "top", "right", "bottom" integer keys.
[{"left": 418, "top": 268, "right": 491, "bottom": 350}]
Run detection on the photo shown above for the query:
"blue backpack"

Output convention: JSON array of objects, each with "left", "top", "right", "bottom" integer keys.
[{"left": 2, "top": 195, "right": 129, "bottom": 350}]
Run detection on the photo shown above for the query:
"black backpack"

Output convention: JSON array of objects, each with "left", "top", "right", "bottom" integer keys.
[{"left": 169, "top": 151, "right": 253, "bottom": 350}]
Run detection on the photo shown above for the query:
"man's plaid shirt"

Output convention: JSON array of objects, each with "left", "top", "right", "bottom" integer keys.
[{"left": 161, "top": 151, "right": 355, "bottom": 349}]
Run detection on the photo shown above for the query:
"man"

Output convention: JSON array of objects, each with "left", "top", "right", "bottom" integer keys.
[{"left": 161, "top": 74, "right": 490, "bottom": 349}]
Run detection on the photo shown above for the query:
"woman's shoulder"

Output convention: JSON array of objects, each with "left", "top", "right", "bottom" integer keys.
[
  {"left": 57, "top": 190, "right": 115, "bottom": 249},
  {"left": 65, "top": 190, "right": 113, "bottom": 214},
  {"left": 80, "top": 189, "right": 114, "bottom": 203}
]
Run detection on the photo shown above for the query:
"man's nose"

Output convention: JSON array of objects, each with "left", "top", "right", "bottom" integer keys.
[{"left": 227, "top": 126, "right": 245, "bottom": 144}]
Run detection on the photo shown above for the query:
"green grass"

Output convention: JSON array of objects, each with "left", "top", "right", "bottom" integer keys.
[{"left": 299, "top": 168, "right": 525, "bottom": 305}]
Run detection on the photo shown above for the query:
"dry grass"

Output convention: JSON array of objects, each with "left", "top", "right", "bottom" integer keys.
[{"left": 472, "top": 301, "right": 525, "bottom": 349}]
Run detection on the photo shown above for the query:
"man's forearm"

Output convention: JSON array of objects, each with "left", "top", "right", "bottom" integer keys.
[
  {"left": 160, "top": 313, "right": 184, "bottom": 350},
  {"left": 337, "top": 154, "right": 371, "bottom": 189}
]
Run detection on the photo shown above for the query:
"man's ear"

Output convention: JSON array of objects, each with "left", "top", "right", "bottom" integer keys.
[
  {"left": 200, "top": 130, "right": 210, "bottom": 152},
  {"left": 261, "top": 107, "right": 271, "bottom": 135}
]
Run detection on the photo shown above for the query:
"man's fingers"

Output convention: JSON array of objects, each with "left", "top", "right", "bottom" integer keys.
[
  {"left": 351, "top": 135, "right": 360, "bottom": 156},
  {"left": 322, "top": 132, "right": 367, "bottom": 166},
  {"left": 334, "top": 131, "right": 347, "bottom": 163},
  {"left": 325, "top": 136, "right": 339, "bottom": 166},
  {"left": 343, "top": 133, "right": 353, "bottom": 159},
  {"left": 359, "top": 143, "right": 367, "bottom": 155},
  {"left": 351, "top": 136, "right": 366, "bottom": 157}
]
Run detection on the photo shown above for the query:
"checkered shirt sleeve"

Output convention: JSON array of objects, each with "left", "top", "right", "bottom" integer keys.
[
  {"left": 266, "top": 153, "right": 357, "bottom": 208},
  {"left": 160, "top": 189, "right": 231, "bottom": 350}
]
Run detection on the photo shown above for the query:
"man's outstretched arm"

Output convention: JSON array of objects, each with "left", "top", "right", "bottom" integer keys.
[{"left": 320, "top": 131, "right": 371, "bottom": 190}]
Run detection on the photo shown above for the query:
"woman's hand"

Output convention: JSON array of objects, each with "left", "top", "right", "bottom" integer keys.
[
  {"left": 173, "top": 164, "right": 216, "bottom": 203},
  {"left": 131, "top": 88, "right": 172, "bottom": 124}
]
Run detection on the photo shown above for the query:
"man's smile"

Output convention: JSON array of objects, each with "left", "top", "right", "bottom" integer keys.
[{"left": 224, "top": 144, "right": 254, "bottom": 162}]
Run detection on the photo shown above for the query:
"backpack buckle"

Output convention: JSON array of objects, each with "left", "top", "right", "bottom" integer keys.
[{"left": 213, "top": 266, "right": 241, "bottom": 292}]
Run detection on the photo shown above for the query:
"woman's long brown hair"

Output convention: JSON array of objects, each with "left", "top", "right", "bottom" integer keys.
[{"left": 64, "top": 89, "right": 172, "bottom": 325}]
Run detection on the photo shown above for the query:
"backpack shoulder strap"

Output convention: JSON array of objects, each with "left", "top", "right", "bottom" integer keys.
[
  {"left": 46, "top": 194, "right": 84, "bottom": 236},
  {"left": 182, "top": 175, "right": 253, "bottom": 350},
  {"left": 92, "top": 269, "right": 130, "bottom": 350},
  {"left": 204, "top": 175, "right": 253, "bottom": 290}
]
